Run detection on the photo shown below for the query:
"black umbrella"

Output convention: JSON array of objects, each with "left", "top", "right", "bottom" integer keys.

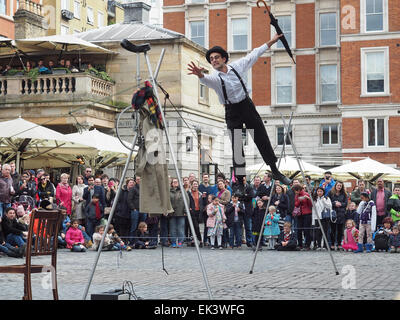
[{"left": 257, "top": 0, "right": 296, "bottom": 64}]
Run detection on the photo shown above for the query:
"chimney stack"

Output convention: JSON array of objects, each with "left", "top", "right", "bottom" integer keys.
[{"left": 122, "top": 1, "right": 151, "bottom": 24}]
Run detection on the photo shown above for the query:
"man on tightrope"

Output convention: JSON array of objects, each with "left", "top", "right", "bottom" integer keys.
[{"left": 188, "top": 33, "right": 291, "bottom": 195}]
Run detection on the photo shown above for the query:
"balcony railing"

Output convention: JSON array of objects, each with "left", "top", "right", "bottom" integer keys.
[
  {"left": 18, "top": 0, "right": 43, "bottom": 16},
  {"left": 0, "top": 73, "right": 115, "bottom": 101}
]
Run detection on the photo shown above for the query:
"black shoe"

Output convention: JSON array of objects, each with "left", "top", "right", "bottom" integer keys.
[
  {"left": 272, "top": 171, "right": 291, "bottom": 185},
  {"left": 6, "top": 250, "right": 21, "bottom": 258}
]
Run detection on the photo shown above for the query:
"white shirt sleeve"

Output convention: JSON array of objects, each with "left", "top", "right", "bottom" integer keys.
[{"left": 231, "top": 43, "right": 269, "bottom": 74}]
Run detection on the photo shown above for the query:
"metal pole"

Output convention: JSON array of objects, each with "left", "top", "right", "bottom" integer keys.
[
  {"left": 249, "top": 113, "right": 294, "bottom": 274},
  {"left": 82, "top": 111, "right": 140, "bottom": 300},
  {"left": 280, "top": 114, "right": 339, "bottom": 276},
  {"left": 154, "top": 48, "right": 166, "bottom": 81},
  {"left": 144, "top": 52, "right": 214, "bottom": 300},
  {"left": 136, "top": 53, "right": 141, "bottom": 88}
]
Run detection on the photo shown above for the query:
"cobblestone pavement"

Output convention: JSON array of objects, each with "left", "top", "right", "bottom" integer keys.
[{"left": 0, "top": 246, "right": 399, "bottom": 300}]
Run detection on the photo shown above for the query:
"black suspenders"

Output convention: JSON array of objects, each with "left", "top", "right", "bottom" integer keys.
[{"left": 218, "top": 66, "right": 248, "bottom": 105}]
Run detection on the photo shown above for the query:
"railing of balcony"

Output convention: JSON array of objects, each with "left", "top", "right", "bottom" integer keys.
[
  {"left": 0, "top": 73, "right": 115, "bottom": 99},
  {"left": 18, "top": 0, "right": 43, "bottom": 16}
]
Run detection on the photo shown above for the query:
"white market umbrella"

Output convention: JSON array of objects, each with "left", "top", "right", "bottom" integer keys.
[
  {"left": 65, "top": 129, "right": 133, "bottom": 154},
  {"left": 0, "top": 37, "right": 16, "bottom": 56},
  {"left": 64, "top": 129, "right": 136, "bottom": 170},
  {"left": 0, "top": 117, "right": 98, "bottom": 169},
  {"left": 0, "top": 117, "right": 67, "bottom": 141},
  {"left": 328, "top": 158, "right": 400, "bottom": 180},
  {"left": 15, "top": 34, "right": 114, "bottom": 54},
  {"left": 0, "top": 37, "right": 27, "bottom": 70},
  {"left": 247, "top": 155, "right": 325, "bottom": 176}
]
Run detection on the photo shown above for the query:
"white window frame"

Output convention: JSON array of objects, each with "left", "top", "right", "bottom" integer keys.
[
  {"left": 319, "top": 12, "right": 337, "bottom": 47},
  {"left": 274, "top": 66, "right": 294, "bottom": 106},
  {"left": 360, "top": 47, "right": 390, "bottom": 97},
  {"left": 360, "top": 0, "right": 388, "bottom": 33},
  {"left": 60, "top": 24, "right": 70, "bottom": 35},
  {"left": 61, "top": 0, "right": 70, "bottom": 11},
  {"left": 229, "top": 17, "right": 250, "bottom": 52},
  {"left": 270, "top": 14, "right": 295, "bottom": 49},
  {"left": 276, "top": 126, "right": 293, "bottom": 146},
  {"left": 189, "top": 20, "right": 206, "bottom": 47},
  {"left": 320, "top": 64, "right": 338, "bottom": 104},
  {"left": 97, "top": 11, "right": 104, "bottom": 28},
  {"left": 87, "top": 7, "right": 94, "bottom": 25},
  {"left": 0, "top": 0, "right": 7, "bottom": 16},
  {"left": 363, "top": 117, "right": 388, "bottom": 149},
  {"left": 74, "top": 0, "right": 80, "bottom": 19},
  {"left": 199, "top": 81, "right": 209, "bottom": 105},
  {"left": 321, "top": 124, "right": 340, "bottom": 146}
]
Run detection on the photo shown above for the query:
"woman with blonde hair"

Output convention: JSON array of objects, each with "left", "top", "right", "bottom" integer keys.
[{"left": 56, "top": 173, "right": 72, "bottom": 215}]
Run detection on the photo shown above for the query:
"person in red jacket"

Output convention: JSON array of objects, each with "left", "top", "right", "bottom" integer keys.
[
  {"left": 56, "top": 173, "right": 72, "bottom": 216},
  {"left": 65, "top": 220, "right": 86, "bottom": 252},
  {"left": 293, "top": 184, "right": 312, "bottom": 250}
]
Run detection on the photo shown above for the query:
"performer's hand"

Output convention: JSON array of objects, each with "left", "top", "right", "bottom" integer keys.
[
  {"left": 187, "top": 61, "right": 205, "bottom": 78},
  {"left": 267, "top": 33, "right": 283, "bottom": 48}
]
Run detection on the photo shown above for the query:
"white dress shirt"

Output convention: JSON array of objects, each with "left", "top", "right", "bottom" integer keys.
[{"left": 200, "top": 43, "right": 269, "bottom": 105}]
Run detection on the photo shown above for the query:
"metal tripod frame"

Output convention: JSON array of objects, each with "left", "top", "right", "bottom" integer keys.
[
  {"left": 249, "top": 112, "right": 339, "bottom": 276},
  {"left": 249, "top": 112, "right": 294, "bottom": 274},
  {"left": 82, "top": 46, "right": 213, "bottom": 300}
]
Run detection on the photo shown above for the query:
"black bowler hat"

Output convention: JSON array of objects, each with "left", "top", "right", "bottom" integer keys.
[{"left": 206, "top": 46, "right": 229, "bottom": 64}]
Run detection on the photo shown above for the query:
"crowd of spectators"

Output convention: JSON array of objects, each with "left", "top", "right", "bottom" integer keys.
[
  {"left": 0, "top": 163, "right": 399, "bottom": 258},
  {"left": 0, "top": 58, "right": 97, "bottom": 76}
]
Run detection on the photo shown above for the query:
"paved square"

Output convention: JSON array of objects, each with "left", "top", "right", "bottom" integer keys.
[{"left": 0, "top": 247, "right": 398, "bottom": 300}]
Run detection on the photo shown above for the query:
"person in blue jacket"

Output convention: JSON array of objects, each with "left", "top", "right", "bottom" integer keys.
[
  {"left": 264, "top": 205, "right": 281, "bottom": 250},
  {"left": 319, "top": 171, "right": 336, "bottom": 196}
]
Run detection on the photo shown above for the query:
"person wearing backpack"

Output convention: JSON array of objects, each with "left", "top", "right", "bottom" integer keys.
[
  {"left": 355, "top": 192, "right": 376, "bottom": 253},
  {"left": 373, "top": 216, "right": 393, "bottom": 252}
]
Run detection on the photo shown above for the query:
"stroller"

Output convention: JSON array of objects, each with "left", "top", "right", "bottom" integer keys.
[{"left": 12, "top": 195, "right": 35, "bottom": 216}]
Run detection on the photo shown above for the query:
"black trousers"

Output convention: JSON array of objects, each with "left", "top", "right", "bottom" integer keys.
[
  {"left": 330, "top": 222, "right": 344, "bottom": 247},
  {"left": 314, "top": 218, "right": 330, "bottom": 248},
  {"left": 296, "top": 214, "right": 312, "bottom": 248},
  {"left": 225, "top": 97, "right": 276, "bottom": 180},
  {"left": 186, "top": 210, "right": 202, "bottom": 242}
]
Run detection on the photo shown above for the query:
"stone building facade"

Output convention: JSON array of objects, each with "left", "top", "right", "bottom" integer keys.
[{"left": 75, "top": 2, "right": 225, "bottom": 180}]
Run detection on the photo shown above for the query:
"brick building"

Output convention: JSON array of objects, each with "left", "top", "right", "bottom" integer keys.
[
  {"left": 0, "top": 0, "right": 42, "bottom": 39},
  {"left": 340, "top": 0, "right": 400, "bottom": 168},
  {"left": 163, "top": 0, "right": 345, "bottom": 173}
]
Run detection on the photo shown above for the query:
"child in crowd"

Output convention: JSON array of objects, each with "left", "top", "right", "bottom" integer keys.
[
  {"left": 275, "top": 222, "right": 298, "bottom": 251},
  {"left": 355, "top": 192, "right": 376, "bottom": 253},
  {"left": 16, "top": 205, "right": 26, "bottom": 218},
  {"left": 206, "top": 196, "right": 227, "bottom": 250},
  {"left": 108, "top": 224, "right": 131, "bottom": 251},
  {"left": 389, "top": 226, "right": 400, "bottom": 253},
  {"left": 65, "top": 219, "right": 86, "bottom": 252},
  {"left": 92, "top": 225, "right": 118, "bottom": 251},
  {"left": 1, "top": 207, "right": 27, "bottom": 248},
  {"left": 134, "top": 222, "right": 156, "bottom": 249},
  {"left": 252, "top": 199, "right": 266, "bottom": 251},
  {"left": 373, "top": 217, "right": 393, "bottom": 252},
  {"left": 345, "top": 202, "right": 359, "bottom": 228},
  {"left": 85, "top": 194, "right": 103, "bottom": 239},
  {"left": 18, "top": 214, "right": 30, "bottom": 230},
  {"left": 264, "top": 206, "right": 280, "bottom": 250},
  {"left": 225, "top": 193, "right": 245, "bottom": 249},
  {"left": 342, "top": 219, "right": 359, "bottom": 252},
  {"left": 0, "top": 221, "right": 24, "bottom": 258}
]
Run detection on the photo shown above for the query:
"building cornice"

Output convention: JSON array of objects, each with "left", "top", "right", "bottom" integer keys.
[{"left": 341, "top": 32, "right": 400, "bottom": 42}]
